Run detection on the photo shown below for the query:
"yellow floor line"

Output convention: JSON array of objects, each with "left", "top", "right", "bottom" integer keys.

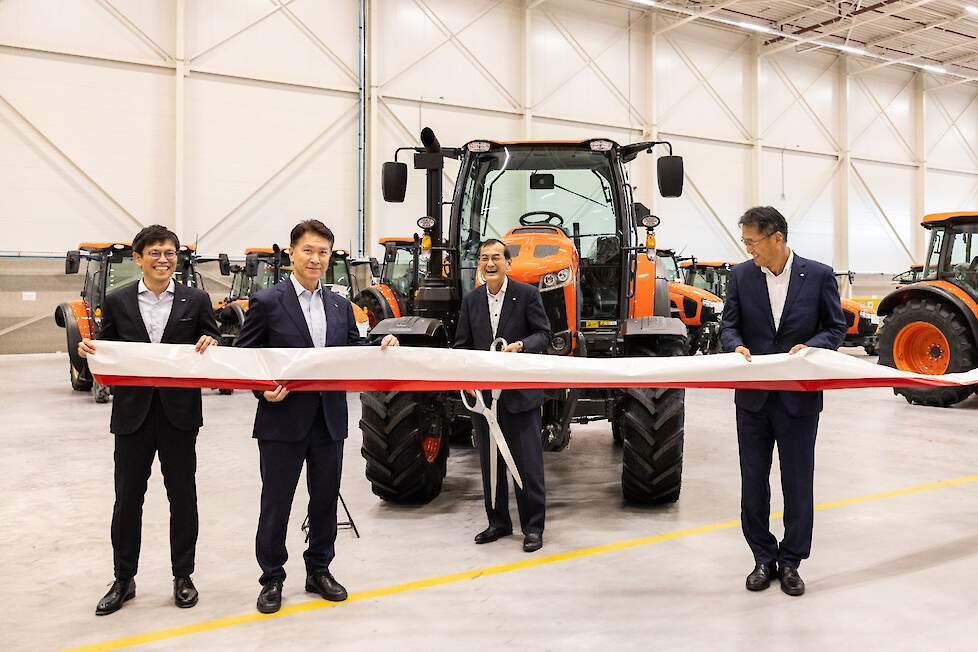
[{"left": 62, "top": 472, "right": 978, "bottom": 652}]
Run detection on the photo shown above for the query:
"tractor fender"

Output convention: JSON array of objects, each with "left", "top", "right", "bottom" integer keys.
[
  {"left": 370, "top": 316, "right": 449, "bottom": 347},
  {"left": 878, "top": 281, "right": 978, "bottom": 348},
  {"left": 220, "top": 300, "right": 247, "bottom": 326}
]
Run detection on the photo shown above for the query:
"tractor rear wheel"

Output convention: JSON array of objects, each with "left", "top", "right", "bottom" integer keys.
[
  {"left": 360, "top": 391, "right": 448, "bottom": 503},
  {"left": 878, "top": 298, "right": 975, "bottom": 407},
  {"left": 617, "top": 336, "right": 686, "bottom": 504}
]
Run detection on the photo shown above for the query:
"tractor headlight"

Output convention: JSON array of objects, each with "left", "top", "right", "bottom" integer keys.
[
  {"left": 702, "top": 299, "right": 724, "bottom": 315},
  {"left": 540, "top": 267, "right": 572, "bottom": 291}
]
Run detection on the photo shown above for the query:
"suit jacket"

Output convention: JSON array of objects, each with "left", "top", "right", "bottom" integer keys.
[
  {"left": 454, "top": 279, "right": 552, "bottom": 413},
  {"left": 235, "top": 279, "right": 363, "bottom": 442},
  {"left": 99, "top": 282, "right": 222, "bottom": 435},
  {"left": 720, "top": 254, "right": 847, "bottom": 416}
]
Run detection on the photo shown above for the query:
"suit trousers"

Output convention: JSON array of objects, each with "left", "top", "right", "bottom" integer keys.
[
  {"left": 475, "top": 401, "right": 546, "bottom": 535},
  {"left": 736, "top": 392, "right": 819, "bottom": 569},
  {"left": 256, "top": 405, "right": 343, "bottom": 585},
  {"left": 112, "top": 391, "right": 199, "bottom": 581}
]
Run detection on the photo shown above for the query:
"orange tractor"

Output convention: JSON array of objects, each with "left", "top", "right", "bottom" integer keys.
[
  {"left": 834, "top": 271, "right": 880, "bottom": 355},
  {"left": 893, "top": 263, "right": 924, "bottom": 285},
  {"left": 353, "top": 237, "right": 421, "bottom": 328},
  {"left": 54, "top": 242, "right": 228, "bottom": 402},
  {"left": 680, "top": 259, "right": 734, "bottom": 300},
  {"left": 878, "top": 211, "right": 978, "bottom": 406},
  {"left": 361, "top": 128, "right": 689, "bottom": 504},
  {"left": 654, "top": 249, "right": 724, "bottom": 355},
  {"left": 215, "top": 246, "right": 368, "bottom": 347}
]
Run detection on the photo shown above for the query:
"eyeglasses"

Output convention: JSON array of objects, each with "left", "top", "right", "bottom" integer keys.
[
  {"left": 741, "top": 233, "right": 775, "bottom": 248},
  {"left": 144, "top": 250, "right": 177, "bottom": 260}
]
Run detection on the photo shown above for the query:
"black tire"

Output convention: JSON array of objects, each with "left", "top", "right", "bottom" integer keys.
[
  {"left": 218, "top": 302, "right": 245, "bottom": 346},
  {"left": 360, "top": 391, "right": 448, "bottom": 503},
  {"left": 618, "top": 336, "right": 686, "bottom": 504},
  {"left": 354, "top": 287, "right": 397, "bottom": 330},
  {"left": 878, "top": 298, "right": 975, "bottom": 407},
  {"left": 61, "top": 307, "right": 92, "bottom": 391}
]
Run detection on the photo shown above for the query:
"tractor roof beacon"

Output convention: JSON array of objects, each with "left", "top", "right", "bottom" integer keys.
[{"left": 358, "top": 128, "right": 691, "bottom": 505}]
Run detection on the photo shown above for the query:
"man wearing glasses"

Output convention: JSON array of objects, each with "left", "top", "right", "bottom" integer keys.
[
  {"left": 455, "top": 239, "right": 551, "bottom": 553},
  {"left": 720, "top": 207, "right": 846, "bottom": 597},
  {"left": 78, "top": 225, "right": 221, "bottom": 615}
]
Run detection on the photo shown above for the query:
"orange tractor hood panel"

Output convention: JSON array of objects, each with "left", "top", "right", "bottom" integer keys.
[
  {"left": 668, "top": 281, "right": 721, "bottom": 303},
  {"left": 502, "top": 227, "right": 578, "bottom": 284}
]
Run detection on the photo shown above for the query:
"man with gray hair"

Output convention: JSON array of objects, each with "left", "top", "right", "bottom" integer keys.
[{"left": 720, "top": 206, "right": 846, "bottom": 596}]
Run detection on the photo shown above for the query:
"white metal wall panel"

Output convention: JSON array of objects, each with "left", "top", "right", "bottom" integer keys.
[
  {"left": 762, "top": 51, "right": 839, "bottom": 154},
  {"left": 850, "top": 161, "right": 916, "bottom": 272},
  {"left": 849, "top": 66, "right": 916, "bottom": 165},
  {"left": 762, "top": 149, "right": 837, "bottom": 267},
  {"left": 925, "top": 85, "right": 978, "bottom": 174},
  {"left": 925, "top": 170, "right": 978, "bottom": 218}
]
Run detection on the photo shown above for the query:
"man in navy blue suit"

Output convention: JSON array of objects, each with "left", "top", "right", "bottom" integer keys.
[
  {"left": 236, "top": 219, "right": 396, "bottom": 614},
  {"left": 720, "top": 206, "right": 846, "bottom": 597},
  {"left": 455, "top": 239, "right": 551, "bottom": 553}
]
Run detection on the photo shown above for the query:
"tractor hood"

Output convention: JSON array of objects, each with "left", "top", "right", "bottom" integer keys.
[
  {"left": 502, "top": 226, "right": 578, "bottom": 286},
  {"left": 841, "top": 297, "right": 875, "bottom": 315},
  {"left": 668, "top": 281, "right": 722, "bottom": 304}
]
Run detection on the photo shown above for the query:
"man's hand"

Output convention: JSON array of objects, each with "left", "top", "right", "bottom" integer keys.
[
  {"left": 380, "top": 334, "right": 400, "bottom": 350},
  {"left": 195, "top": 335, "right": 218, "bottom": 353},
  {"left": 465, "top": 389, "right": 476, "bottom": 397},
  {"left": 789, "top": 344, "right": 808, "bottom": 355},
  {"left": 735, "top": 345, "right": 752, "bottom": 362},
  {"left": 263, "top": 385, "right": 290, "bottom": 402},
  {"left": 78, "top": 338, "right": 96, "bottom": 358},
  {"left": 501, "top": 341, "right": 524, "bottom": 353}
]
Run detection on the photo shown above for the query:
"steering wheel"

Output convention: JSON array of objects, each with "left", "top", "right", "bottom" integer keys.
[{"left": 519, "top": 211, "right": 565, "bottom": 227}]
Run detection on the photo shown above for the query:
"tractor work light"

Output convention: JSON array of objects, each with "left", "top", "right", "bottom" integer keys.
[
  {"left": 540, "top": 267, "right": 572, "bottom": 291},
  {"left": 641, "top": 214, "right": 660, "bottom": 229},
  {"left": 589, "top": 140, "right": 613, "bottom": 152},
  {"left": 551, "top": 335, "right": 568, "bottom": 352},
  {"left": 417, "top": 216, "right": 436, "bottom": 230},
  {"left": 467, "top": 141, "right": 491, "bottom": 152}
]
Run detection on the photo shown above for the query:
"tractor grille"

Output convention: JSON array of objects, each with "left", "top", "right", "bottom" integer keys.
[{"left": 541, "top": 289, "right": 568, "bottom": 334}]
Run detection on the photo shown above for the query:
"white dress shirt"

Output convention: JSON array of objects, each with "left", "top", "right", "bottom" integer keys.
[
  {"left": 290, "top": 274, "right": 327, "bottom": 347},
  {"left": 486, "top": 275, "right": 509, "bottom": 339},
  {"left": 761, "top": 249, "right": 794, "bottom": 332},
  {"left": 137, "top": 278, "right": 175, "bottom": 344}
]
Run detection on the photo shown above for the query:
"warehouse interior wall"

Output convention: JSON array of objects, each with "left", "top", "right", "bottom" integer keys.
[{"left": 2, "top": 0, "right": 977, "bottom": 352}]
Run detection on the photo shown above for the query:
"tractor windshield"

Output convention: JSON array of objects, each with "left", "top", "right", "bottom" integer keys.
[
  {"left": 688, "top": 266, "right": 729, "bottom": 297},
  {"left": 382, "top": 245, "right": 418, "bottom": 297},
  {"left": 105, "top": 255, "right": 142, "bottom": 293},
  {"left": 656, "top": 252, "right": 681, "bottom": 282},
  {"left": 944, "top": 223, "right": 978, "bottom": 296},
  {"left": 457, "top": 146, "right": 620, "bottom": 289},
  {"left": 322, "top": 256, "right": 351, "bottom": 297}
]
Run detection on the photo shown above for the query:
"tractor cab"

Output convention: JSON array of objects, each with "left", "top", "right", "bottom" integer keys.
[
  {"left": 56, "top": 242, "right": 227, "bottom": 402},
  {"left": 680, "top": 259, "right": 734, "bottom": 299},
  {"left": 878, "top": 211, "right": 978, "bottom": 406}
]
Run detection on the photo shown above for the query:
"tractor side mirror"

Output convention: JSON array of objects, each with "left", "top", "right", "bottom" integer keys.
[
  {"left": 382, "top": 161, "right": 408, "bottom": 202},
  {"left": 633, "top": 202, "right": 651, "bottom": 227},
  {"left": 705, "top": 268, "right": 716, "bottom": 284},
  {"left": 245, "top": 253, "right": 259, "bottom": 278},
  {"left": 218, "top": 253, "right": 231, "bottom": 276},
  {"left": 65, "top": 250, "right": 81, "bottom": 275},
  {"left": 657, "top": 155, "right": 684, "bottom": 198}
]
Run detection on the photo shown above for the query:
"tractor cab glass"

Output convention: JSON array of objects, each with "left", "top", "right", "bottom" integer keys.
[
  {"left": 457, "top": 146, "right": 621, "bottom": 316},
  {"left": 944, "top": 223, "right": 978, "bottom": 295},
  {"left": 383, "top": 245, "right": 418, "bottom": 297},
  {"left": 656, "top": 251, "right": 681, "bottom": 282},
  {"left": 322, "top": 254, "right": 351, "bottom": 297},
  {"left": 688, "top": 265, "right": 729, "bottom": 297}
]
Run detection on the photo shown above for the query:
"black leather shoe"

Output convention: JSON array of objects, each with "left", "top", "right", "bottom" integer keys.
[
  {"left": 780, "top": 566, "right": 805, "bottom": 596},
  {"left": 305, "top": 572, "right": 348, "bottom": 602},
  {"left": 173, "top": 576, "right": 198, "bottom": 608},
  {"left": 257, "top": 579, "right": 283, "bottom": 614},
  {"left": 474, "top": 525, "right": 512, "bottom": 544},
  {"left": 745, "top": 562, "right": 778, "bottom": 591},
  {"left": 96, "top": 579, "right": 135, "bottom": 616},
  {"left": 523, "top": 533, "right": 543, "bottom": 553}
]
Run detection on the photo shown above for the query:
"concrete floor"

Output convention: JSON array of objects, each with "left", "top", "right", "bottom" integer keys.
[{"left": 2, "top": 350, "right": 978, "bottom": 652}]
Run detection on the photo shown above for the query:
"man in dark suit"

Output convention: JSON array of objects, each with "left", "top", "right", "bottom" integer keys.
[
  {"left": 720, "top": 206, "right": 847, "bottom": 597},
  {"left": 455, "top": 238, "right": 551, "bottom": 553},
  {"left": 78, "top": 224, "right": 221, "bottom": 615},
  {"left": 236, "top": 219, "right": 397, "bottom": 614}
]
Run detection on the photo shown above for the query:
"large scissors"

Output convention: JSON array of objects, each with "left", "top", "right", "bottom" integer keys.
[{"left": 459, "top": 337, "right": 524, "bottom": 503}]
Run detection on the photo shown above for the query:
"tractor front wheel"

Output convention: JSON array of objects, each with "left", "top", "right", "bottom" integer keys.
[
  {"left": 878, "top": 298, "right": 975, "bottom": 407},
  {"left": 617, "top": 336, "right": 686, "bottom": 504},
  {"left": 360, "top": 391, "right": 448, "bottom": 503}
]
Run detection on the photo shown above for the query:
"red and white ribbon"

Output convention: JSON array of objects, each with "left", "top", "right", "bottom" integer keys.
[{"left": 88, "top": 340, "right": 978, "bottom": 392}]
